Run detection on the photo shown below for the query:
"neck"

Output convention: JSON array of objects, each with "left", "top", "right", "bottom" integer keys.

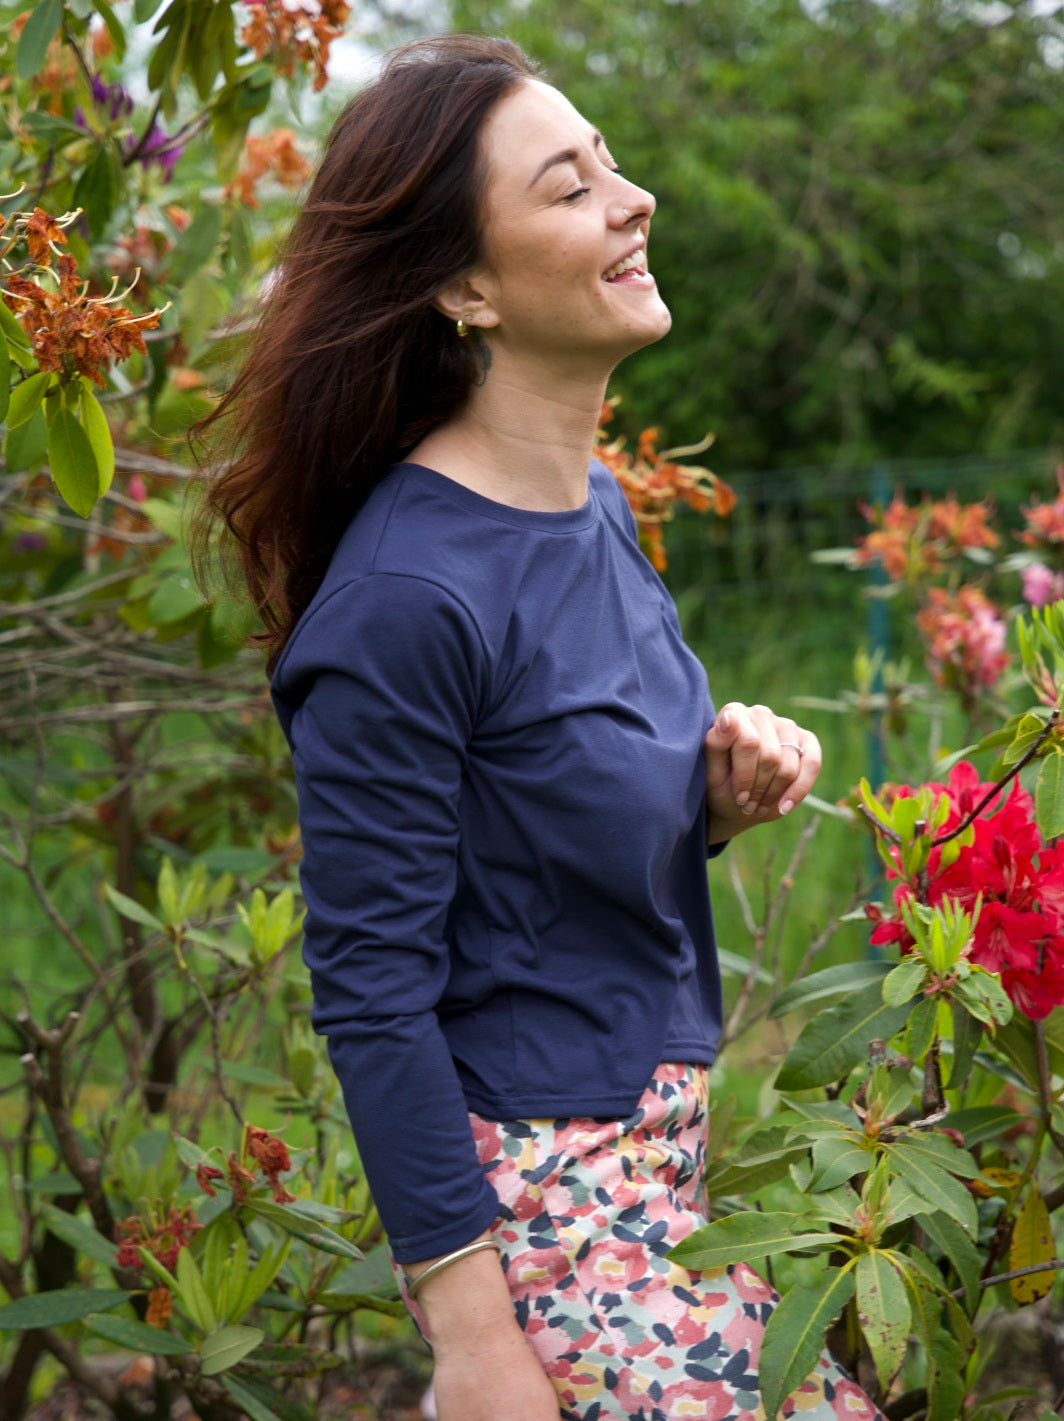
[{"left": 409, "top": 353, "right": 609, "bottom": 512}]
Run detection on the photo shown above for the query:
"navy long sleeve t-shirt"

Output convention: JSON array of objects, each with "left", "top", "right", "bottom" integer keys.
[{"left": 270, "top": 460, "right": 723, "bottom": 1263}]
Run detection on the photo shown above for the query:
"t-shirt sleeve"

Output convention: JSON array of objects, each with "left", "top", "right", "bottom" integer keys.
[{"left": 272, "top": 572, "right": 500, "bottom": 1263}]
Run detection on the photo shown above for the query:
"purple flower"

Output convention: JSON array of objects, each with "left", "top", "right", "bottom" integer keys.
[
  {"left": 90, "top": 73, "right": 133, "bottom": 121},
  {"left": 126, "top": 123, "right": 185, "bottom": 182}
]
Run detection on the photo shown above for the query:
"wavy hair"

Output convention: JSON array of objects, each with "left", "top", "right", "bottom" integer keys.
[{"left": 194, "top": 35, "right": 539, "bottom": 671}]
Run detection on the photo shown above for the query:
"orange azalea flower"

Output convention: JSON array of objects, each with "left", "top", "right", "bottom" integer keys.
[
  {"left": 226, "top": 128, "right": 313, "bottom": 208},
  {"left": 240, "top": 0, "right": 351, "bottom": 92},
  {"left": 594, "top": 406, "right": 733, "bottom": 573}
]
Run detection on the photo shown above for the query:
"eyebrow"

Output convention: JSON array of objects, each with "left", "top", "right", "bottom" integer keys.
[{"left": 528, "top": 130, "right": 604, "bottom": 188}]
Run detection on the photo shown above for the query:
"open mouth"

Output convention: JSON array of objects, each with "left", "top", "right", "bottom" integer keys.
[{"left": 603, "top": 249, "right": 648, "bottom": 282}]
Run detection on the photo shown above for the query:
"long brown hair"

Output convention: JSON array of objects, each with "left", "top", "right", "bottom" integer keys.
[{"left": 194, "top": 35, "right": 539, "bottom": 671}]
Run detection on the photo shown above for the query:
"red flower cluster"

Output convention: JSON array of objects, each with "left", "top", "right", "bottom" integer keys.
[
  {"left": 595, "top": 403, "right": 735, "bottom": 572},
  {"left": 195, "top": 1124, "right": 296, "bottom": 1205},
  {"left": 855, "top": 493, "right": 998, "bottom": 583},
  {"left": 114, "top": 1203, "right": 202, "bottom": 1273},
  {"left": 869, "top": 761, "right": 1064, "bottom": 1019},
  {"left": 915, "top": 585, "right": 1009, "bottom": 706}
]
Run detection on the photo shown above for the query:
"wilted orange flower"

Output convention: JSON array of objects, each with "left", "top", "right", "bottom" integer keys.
[
  {"left": 114, "top": 1204, "right": 202, "bottom": 1274},
  {"left": 594, "top": 401, "right": 733, "bottom": 572},
  {"left": 240, "top": 0, "right": 351, "bottom": 91},
  {"left": 2, "top": 209, "right": 165, "bottom": 387},
  {"left": 145, "top": 1286, "right": 173, "bottom": 1328},
  {"left": 245, "top": 1124, "right": 296, "bottom": 1203},
  {"left": 226, "top": 128, "right": 312, "bottom": 208}
]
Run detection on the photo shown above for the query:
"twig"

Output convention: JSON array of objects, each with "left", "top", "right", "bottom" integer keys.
[
  {"left": 952, "top": 1257, "right": 1064, "bottom": 1296},
  {"left": 933, "top": 709, "right": 1061, "bottom": 848}
]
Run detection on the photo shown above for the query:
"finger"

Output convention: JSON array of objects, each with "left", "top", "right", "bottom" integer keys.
[
  {"left": 723, "top": 704, "right": 778, "bottom": 811},
  {"left": 777, "top": 732, "right": 822, "bottom": 815}
]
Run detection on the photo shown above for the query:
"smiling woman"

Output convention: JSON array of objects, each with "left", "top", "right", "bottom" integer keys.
[{"left": 195, "top": 34, "right": 881, "bottom": 1421}]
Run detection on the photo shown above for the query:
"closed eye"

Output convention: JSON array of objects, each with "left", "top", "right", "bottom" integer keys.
[{"left": 560, "top": 186, "right": 590, "bottom": 204}]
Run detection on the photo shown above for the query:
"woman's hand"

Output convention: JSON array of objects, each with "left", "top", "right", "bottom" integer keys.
[
  {"left": 704, "top": 701, "right": 822, "bottom": 846},
  {"left": 409, "top": 1236, "right": 561, "bottom": 1421},
  {"left": 431, "top": 1329, "right": 562, "bottom": 1420}
]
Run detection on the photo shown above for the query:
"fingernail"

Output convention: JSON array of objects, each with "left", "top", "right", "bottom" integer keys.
[
  {"left": 718, "top": 711, "right": 731, "bottom": 731},
  {"left": 743, "top": 801, "right": 756, "bottom": 816},
  {"left": 779, "top": 799, "right": 793, "bottom": 816},
  {"left": 735, "top": 790, "right": 749, "bottom": 806}
]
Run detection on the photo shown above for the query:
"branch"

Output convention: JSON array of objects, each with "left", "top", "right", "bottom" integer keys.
[
  {"left": 952, "top": 1257, "right": 1064, "bottom": 1296},
  {"left": 933, "top": 709, "right": 1061, "bottom": 848}
]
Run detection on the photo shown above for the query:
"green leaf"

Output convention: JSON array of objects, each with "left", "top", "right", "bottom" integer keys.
[
  {"left": 855, "top": 1250, "right": 910, "bottom": 1386},
  {"left": 220, "top": 1375, "right": 286, "bottom": 1421},
  {"left": 775, "top": 983, "right": 911, "bottom": 1091},
  {"left": 84, "top": 1312, "right": 194, "bottom": 1356},
  {"left": 892, "top": 1128, "right": 981, "bottom": 1179},
  {"left": 48, "top": 405, "right": 100, "bottom": 518},
  {"left": 169, "top": 203, "right": 223, "bottom": 285},
  {"left": 229, "top": 1238, "right": 292, "bottom": 1323},
  {"left": 176, "top": 1245, "right": 217, "bottom": 1333},
  {"left": 770, "top": 960, "right": 891, "bottom": 1017},
  {"left": 16, "top": 0, "right": 64, "bottom": 80},
  {"left": 904, "top": 994, "right": 938, "bottom": 1063},
  {"left": 199, "top": 1323, "right": 264, "bottom": 1377},
  {"left": 881, "top": 1142, "right": 977, "bottom": 1235},
  {"left": 0, "top": 321, "right": 9, "bottom": 424},
  {"left": 39, "top": 1205, "right": 118, "bottom": 1268},
  {"left": 135, "top": 0, "right": 166, "bottom": 18},
  {"left": 667, "top": 1212, "right": 838, "bottom": 1271},
  {"left": 947, "top": 1002, "right": 983, "bottom": 1090},
  {"left": 243, "top": 1199, "right": 364, "bottom": 1259},
  {"left": 6, "top": 404, "right": 49, "bottom": 472},
  {"left": 0, "top": 1288, "right": 131, "bottom": 1330},
  {"left": 0, "top": 298, "right": 31, "bottom": 354},
  {"left": 948, "top": 1104, "right": 1026, "bottom": 1147},
  {"left": 703, "top": 1125, "right": 810, "bottom": 1196},
  {"left": 78, "top": 386, "right": 115, "bottom": 494},
  {"left": 808, "top": 1135, "right": 871, "bottom": 1192},
  {"left": 915, "top": 1212, "right": 980, "bottom": 1312},
  {"left": 102, "top": 884, "right": 165, "bottom": 933},
  {"left": 1037, "top": 750, "right": 1064, "bottom": 840},
  {"left": 7, "top": 371, "right": 52, "bottom": 429},
  {"left": 760, "top": 1267, "right": 856, "bottom": 1420},
  {"left": 882, "top": 955, "right": 926, "bottom": 1007},
  {"left": 72, "top": 144, "right": 121, "bottom": 239}
]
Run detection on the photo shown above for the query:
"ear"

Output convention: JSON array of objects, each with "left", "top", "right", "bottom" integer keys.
[{"left": 433, "top": 271, "right": 500, "bottom": 333}]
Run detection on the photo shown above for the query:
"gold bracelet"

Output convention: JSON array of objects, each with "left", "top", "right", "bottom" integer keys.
[{"left": 403, "top": 1237, "right": 502, "bottom": 1301}]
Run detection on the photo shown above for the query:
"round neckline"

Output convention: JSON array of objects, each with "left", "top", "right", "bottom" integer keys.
[{"left": 395, "top": 461, "right": 600, "bottom": 533}]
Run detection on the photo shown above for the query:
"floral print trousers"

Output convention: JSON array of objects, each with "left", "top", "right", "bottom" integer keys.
[{"left": 425, "top": 1063, "right": 885, "bottom": 1421}]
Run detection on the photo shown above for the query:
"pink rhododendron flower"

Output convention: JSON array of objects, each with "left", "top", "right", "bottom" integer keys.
[
  {"left": 1021, "top": 562, "right": 1064, "bottom": 608},
  {"left": 916, "top": 585, "right": 1008, "bottom": 705}
]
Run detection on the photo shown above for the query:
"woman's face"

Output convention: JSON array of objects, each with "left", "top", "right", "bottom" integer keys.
[{"left": 469, "top": 80, "right": 672, "bottom": 370}]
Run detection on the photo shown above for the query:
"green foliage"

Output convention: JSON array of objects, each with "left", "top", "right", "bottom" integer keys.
[{"left": 452, "top": 0, "right": 1064, "bottom": 468}]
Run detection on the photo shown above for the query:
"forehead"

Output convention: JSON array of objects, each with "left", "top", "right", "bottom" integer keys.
[{"left": 479, "top": 79, "right": 599, "bottom": 185}]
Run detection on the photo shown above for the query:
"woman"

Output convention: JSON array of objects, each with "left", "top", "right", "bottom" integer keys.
[{"left": 199, "top": 35, "right": 882, "bottom": 1421}]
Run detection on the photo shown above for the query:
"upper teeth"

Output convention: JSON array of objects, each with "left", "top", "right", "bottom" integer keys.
[{"left": 604, "top": 250, "right": 646, "bottom": 280}]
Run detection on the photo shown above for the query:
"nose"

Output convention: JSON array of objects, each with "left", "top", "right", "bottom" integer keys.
[{"left": 611, "top": 178, "right": 655, "bottom": 227}]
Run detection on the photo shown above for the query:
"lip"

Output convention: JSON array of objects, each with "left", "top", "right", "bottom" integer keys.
[{"left": 602, "top": 242, "right": 647, "bottom": 280}]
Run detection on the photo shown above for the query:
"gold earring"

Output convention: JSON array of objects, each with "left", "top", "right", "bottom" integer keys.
[{"left": 456, "top": 316, "right": 470, "bottom": 338}]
